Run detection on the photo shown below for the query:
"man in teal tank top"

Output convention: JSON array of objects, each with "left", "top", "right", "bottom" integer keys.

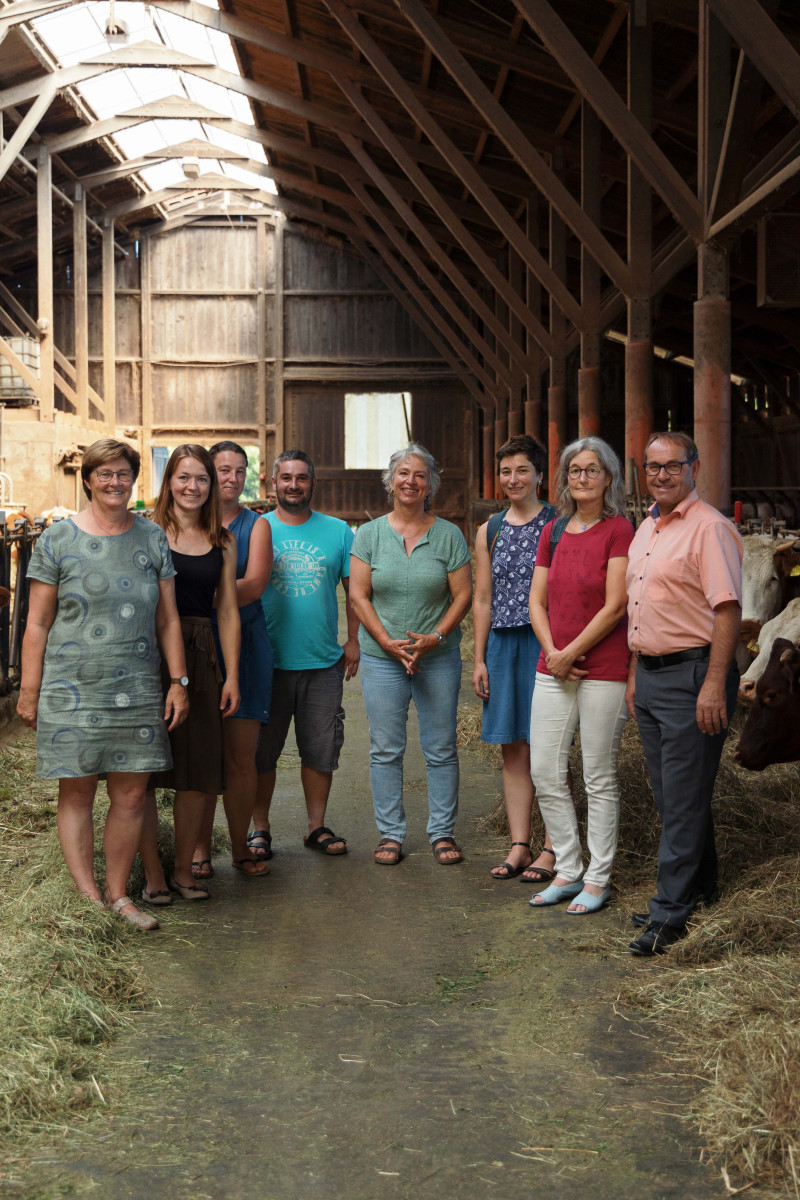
[{"left": 253, "top": 450, "right": 360, "bottom": 857}]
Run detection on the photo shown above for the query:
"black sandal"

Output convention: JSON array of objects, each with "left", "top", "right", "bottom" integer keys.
[
  {"left": 247, "top": 829, "right": 273, "bottom": 860},
  {"left": 490, "top": 841, "right": 533, "bottom": 880},
  {"left": 304, "top": 826, "right": 348, "bottom": 856},
  {"left": 374, "top": 838, "right": 403, "bottom": 865},
  {"left": 519, "top": 847, "right": 556, "bottom": 884}
]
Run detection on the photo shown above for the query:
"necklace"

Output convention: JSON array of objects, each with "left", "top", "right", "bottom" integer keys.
[{"left": 574, "top": 515, "right": 601, "bottom": 532}]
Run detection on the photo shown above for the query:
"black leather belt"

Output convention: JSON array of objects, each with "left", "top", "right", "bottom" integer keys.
[{"left": 637, "top": 645, "right": 710, "bottom": 670}]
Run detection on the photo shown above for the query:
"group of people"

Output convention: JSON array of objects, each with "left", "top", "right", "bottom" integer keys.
[{"left": 18, "top": 426, "right": 742, "bottom": 957}]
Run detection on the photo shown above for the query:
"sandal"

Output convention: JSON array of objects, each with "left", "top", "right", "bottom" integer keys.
[
  {"left": 374, "top": 838, "right": 403, "bottom": 865},
  {"left": 191, "top": 859, "right": 214, "bottom": 880},
  {"left": 170, "top": 875, "right": 210, "bottom": 901},
  {"left": 304, "top": 826, "right": 348, "bottom": 856},
  {"left": 431, "top": 836, "right": 463, "bottom": 865},
  {"left": 107, "top": 895, "right": 159, "bottom": 932},
  {"left": 141, "top": 887, "right": 174, "bottom": 907},
  {"left": 247, "top": 829, "right": 273, "bottom": 860},
  {"left": 232, "top": 857, "right": 270, "bottom": 877},
  {"left": 519, "top": 847, "right": 556, "bottom": 884},
  {"left": 490, "top": 841, "right": 533, "bottom": 880}
]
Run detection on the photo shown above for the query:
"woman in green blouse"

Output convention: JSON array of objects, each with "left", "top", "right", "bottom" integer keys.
[{"left": 349, "top": 444, "right": 473, "bottom": 866}]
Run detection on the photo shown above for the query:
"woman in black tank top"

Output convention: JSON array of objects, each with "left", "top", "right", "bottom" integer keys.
[{"left": 139, "top": 445, "right": 261, "bottom": 905}]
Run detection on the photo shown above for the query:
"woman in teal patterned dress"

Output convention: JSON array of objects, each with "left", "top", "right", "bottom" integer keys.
[{"left": 18, "top": 439, "right": 189, "bottom": 931}]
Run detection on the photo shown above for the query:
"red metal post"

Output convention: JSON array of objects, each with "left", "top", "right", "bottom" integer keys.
[
  {"left": 578, "top": 367, "right": 601, "bottom": 438},
  {"left": 547, "top": 385, "right": 567, "bottom": 501},
  {"left": 481, "top": 421, "right": 495, "bottom": 500},
  {"left": 625, "top": 340, "right": 654, "bottom": 494},
  {"left": 694, "top": 294, "right": 731, "bottom": 511}
]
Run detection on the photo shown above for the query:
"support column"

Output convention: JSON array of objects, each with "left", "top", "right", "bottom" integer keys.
[
  {"left": 481, "top": 417, "right": 494, "bottom": 499},
  {"left": 102, "top": 218, "right": 116, "bottom": 429},
  {"left": 507, "top": 248, "right": 524, "bottom": 437},
  {"left": 494, "top": 281, "right": 509, "bottom": 498},
  {"left": 525, "top": 196, "right": 543, "bottom": 442},
  {"left": 548, "top": 187, "right": 568, "bottom": 498},
  {"left": 36, "top": 144, "right": 54, "bottom": 421},
  {"left": 626, "top": 4, "right": 653, "bottom": 493},
  {"left": 73, "top": 186, "right": 88, "bottom": 424},
  {"left": 579, "top": 102, "right": 601, "bottom": 439},
  {"left": 140, "top": 235, "right": 153, "bottom": 501},
  {"left": 256, "top": 217, "right": 268, "bottom": 498},
  {"left": 694, "top": 245, "right": 730, "bottom": 511},
  {"left": 273, "top": 218, "right": 285, "bottom": 459}
]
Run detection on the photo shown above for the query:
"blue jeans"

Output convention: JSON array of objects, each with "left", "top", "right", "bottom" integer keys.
[{"left": 360, "top": 648, "right": 462, "bottom": 844}]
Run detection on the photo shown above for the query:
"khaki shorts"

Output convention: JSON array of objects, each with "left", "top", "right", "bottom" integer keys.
[{"left": 255, "top": 660, "right": 345, "bottom": 774}]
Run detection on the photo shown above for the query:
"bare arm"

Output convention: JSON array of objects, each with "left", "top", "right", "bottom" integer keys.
[
  {"left": 155, "top": 577, "right": 189, "bottom": 732},
  {"left": 696, "top": 600, "right": 741, "bottom": 734},
  {"left": 216, "top": 538, "right": 241, "bottom": 717},
  {"left": 348, "top": 555, "right": 416, "bottom": 673},
  {"left": 472, "top": 525, "right": 492, "bottom": 700},
  {"left": 340, "top": 576, "right": 361, "bottom": 680},
  {"left": 407, "top": 562, "right": 473, "bottom": 667},
  {"left": 17, "top": 581, "right": 57, "bottom": 729},
  {"left": 625, "top": 652, "right": 638, "bottom": 720},
  {"left": 235, "top": 516, "right": 272, "bottom": 607},
  {"left": 544, "top": 557, "right": 629, "bottom": 681}
]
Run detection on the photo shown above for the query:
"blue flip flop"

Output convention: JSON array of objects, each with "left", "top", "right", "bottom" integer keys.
[
  {"left": 529, "top": 880, "right": 584, "bottom": 907},
  {"left": 566, "top": 887, "right": 611, "bottom": 914}
]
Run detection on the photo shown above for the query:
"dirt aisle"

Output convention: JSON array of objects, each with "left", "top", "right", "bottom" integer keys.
[{"left": 32, "top": 667, "right": 722, "bottom": 1200}]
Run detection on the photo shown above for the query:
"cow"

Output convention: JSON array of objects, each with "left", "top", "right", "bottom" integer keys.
[
  {"left": 739, "top": 598, "right": 800, "bottom": 703},
  {"left": 735, "top": 638, "right": 800, "bottom": 770},
  {"left": 737, "top": 535, "right": 800, "bottom": 674}
]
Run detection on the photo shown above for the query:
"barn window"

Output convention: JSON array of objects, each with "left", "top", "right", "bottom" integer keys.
[{"left": 344, "top": 393, "right": 412, "bottom": 469}]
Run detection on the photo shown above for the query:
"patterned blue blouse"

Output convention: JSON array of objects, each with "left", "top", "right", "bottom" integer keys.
[{"left": 490, "top": 507, "right": 554, "bottom": 629}]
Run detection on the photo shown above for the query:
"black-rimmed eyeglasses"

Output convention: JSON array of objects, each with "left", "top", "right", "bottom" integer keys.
[{"left": 643, "top": 460, "right": 693, "bottom": 476}]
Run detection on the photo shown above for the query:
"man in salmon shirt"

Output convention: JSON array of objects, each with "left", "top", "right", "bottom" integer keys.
[{"left": 625, "top": 432, "right": 742, "bottom": 956}]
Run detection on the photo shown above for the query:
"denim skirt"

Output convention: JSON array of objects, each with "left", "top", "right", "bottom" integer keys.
[{"left": 481, "top": 625, "right": 542, "bottom": 745}]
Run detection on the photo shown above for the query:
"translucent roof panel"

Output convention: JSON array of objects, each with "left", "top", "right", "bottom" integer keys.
[{"left": 31, "top": 1, "right": 277, "bottom": 210}]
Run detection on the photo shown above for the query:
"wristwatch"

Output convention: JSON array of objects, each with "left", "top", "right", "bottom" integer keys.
[
  {"left": 433, "top": 630, "right": 445, "bottom": 646},
  {"left": 171, "top": 675, "right": 189, "bottom": 687}
]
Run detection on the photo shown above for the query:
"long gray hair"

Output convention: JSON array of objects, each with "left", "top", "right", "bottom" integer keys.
[
  {"left": 383, "top": 443, "right": 441, "bottom": 512},
  {"left": 553, "top": 437, "right": 626, "bottom": 518}
]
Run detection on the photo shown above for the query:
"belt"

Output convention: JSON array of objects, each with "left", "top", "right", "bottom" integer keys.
[{"left": 637, "top": 645, "right": 710, "bottom": 671}]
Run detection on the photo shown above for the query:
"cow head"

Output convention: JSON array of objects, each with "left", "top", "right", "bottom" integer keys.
[
  {"left": 775, "top": 540, "right": 800, "bottom": 609},
  {"left": 735, "top": 638, "right": 800, "bottom": 770}
]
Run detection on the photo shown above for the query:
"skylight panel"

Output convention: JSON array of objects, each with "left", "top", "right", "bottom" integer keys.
[{"left": 31, "top": 0, "right": 272, "bottom": 209}]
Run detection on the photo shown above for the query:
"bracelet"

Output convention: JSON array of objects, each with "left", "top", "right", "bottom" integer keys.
[{"left": 433, "top": 630, "right": 445, "bottom": 646}]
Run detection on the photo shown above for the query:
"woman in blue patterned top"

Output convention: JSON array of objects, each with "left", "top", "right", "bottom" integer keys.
[{"left": 473, "top": 435, "right": 557, "bottom": 881}]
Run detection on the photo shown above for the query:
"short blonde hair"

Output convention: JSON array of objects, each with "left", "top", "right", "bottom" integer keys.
[{"left": 81, "top": 438, "right": 140, "bottom": 500}]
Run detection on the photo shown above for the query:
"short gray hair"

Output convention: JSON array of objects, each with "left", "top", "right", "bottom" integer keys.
[
  {"left": 554, "top": 436, "right": 626, "bottom": 519},
  {"left": 383, "top": 443, "right": 441, "bottom": 511}
]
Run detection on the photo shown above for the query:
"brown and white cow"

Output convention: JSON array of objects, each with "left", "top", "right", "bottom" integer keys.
[
  {"left": 739, "top": 598, "right": 800, "bottom": 703},
  {"left": 737, "top": 536, "right": 800, "bottom": 674},
  {"left": 735, "top": 638, "right": 800, "bottom": 770}
]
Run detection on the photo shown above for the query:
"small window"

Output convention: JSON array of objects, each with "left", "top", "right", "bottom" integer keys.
[{"left": 344, "top": 392, "right": 412, "bottom": 470}]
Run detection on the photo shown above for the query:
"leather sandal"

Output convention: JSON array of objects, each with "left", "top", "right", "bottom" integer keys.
[
  {"left": 170, "top": 875, "right": 210, "bottom": 901},
  {"left": 232, "top": 857, "right": 270, "bottom": 877},
  {"left": 431, "top": 836, "right": 463, "bottom": 865},
  {"left": 374, "top": 838, "right": 403, "bottom": 865},
  {"left": 519, "top": 847, "right": 556, "bottom": 884},
  {"left": 107, "top": 895, "right": 159, "bottom": 932},
  {"left": 490, "top": 841, "right": 533, "bottom": 879},
  {"left": 304, "top": 826, "right": 348, "bottom": 855},
  {"left": 247, "top": 829, "right": 273, "bottom": 860},
  {"left": 191, "top": 859, "right": 214, "bottom": 879}
]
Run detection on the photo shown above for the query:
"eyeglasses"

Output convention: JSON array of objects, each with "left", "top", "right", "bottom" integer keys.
[
  {"left": 94, "top": 470, "right": 134, "bottom": 483},
  {"left": 643, "top": 460, "right": 693, "bottom": 476},
  {"left": 568, "top": 465, "right": 602, "bottom": 480}
]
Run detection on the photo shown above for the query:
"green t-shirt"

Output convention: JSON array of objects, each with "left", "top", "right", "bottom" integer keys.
[{"left": 351, "top": 515, "right": 470, "bottom": 660}]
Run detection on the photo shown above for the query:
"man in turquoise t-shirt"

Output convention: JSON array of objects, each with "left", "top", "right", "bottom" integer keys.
[{"left": 252, "top": 450, "right": 360, "bottom": 859}]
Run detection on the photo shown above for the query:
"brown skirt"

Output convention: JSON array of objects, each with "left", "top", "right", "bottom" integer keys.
[{"left": 150, "top": 616, "right": 224, "bottom": 795}]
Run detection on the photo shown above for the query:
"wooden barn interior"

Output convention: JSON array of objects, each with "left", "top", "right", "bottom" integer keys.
[{"left": 0, "top": 0, "right": 799, "bottom": 531}]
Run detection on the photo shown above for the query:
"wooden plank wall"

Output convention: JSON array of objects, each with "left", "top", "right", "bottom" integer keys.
[{"left": 19, "top": 218, "right": 472, "bottom": 519}]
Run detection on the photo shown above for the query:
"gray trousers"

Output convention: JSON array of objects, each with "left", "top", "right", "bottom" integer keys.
[{"left": 635, "top": 657, "right": 739, "bottom": 927}]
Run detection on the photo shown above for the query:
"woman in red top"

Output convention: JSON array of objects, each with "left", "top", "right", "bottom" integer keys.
[{"left": 528, "top": 437, "right": 632, "bottom": 914}]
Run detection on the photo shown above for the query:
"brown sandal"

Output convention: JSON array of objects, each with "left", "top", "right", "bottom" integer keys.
[
  {"left": 432, "top": 836, "right": 463, "bottom": 865},
  {"left": 374, "top": 838, "right": 403, "bottom": 865}
]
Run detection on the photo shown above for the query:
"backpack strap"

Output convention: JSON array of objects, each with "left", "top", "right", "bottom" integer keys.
[
  {"left": 487, "top": 509, "right": 507, "bottom": 557},
  {"left": 548, "top": 514, "right": 571, "bottom": 559}
]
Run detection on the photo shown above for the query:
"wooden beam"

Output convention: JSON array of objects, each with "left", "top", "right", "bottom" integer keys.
[
  {"left": 326, "top": 8, "right": 582, "bottom": 331},
  {"left": 102, "top": 218, "right": 116, "bottom": 428},
  {"left": 350, "top": 212, "right": 498, "bottom": 401},
  {"left": 140, "top": 237, "right": 153, "bottom": 499},
  {"left": 37, "top": 144, "right": 53, "bottom": 422},
  {"left": 0, "top": 0, "right": 81, "bottom": 24},
  {"left": 45, "top": 116, "right": 146, "bottom": 156},
  {"left": 510, "top": 0, "right": 703, "bottom": 242},
  {"left": 73, "top": 185, "right": 89, "bottom": 423},
  {"left": 273, "top": 219, "right": 285, "bottom": 459},
  {"left": 349, "top": 232, "right": 488, "bottom": 411},
  {"left": 346, "top": 174, "right": 517, "bottom": 387},
  {"left": 340, "top": 136, "right": 541, "bottom": 371},
  {"left": 0, "top": 332, "right": 42, "bottom": 400},
  {"left": 710, "top": 151, "right": 800, "bottom": 241},
  {"left": 555, "top": 4, "right": 627, "bottom": 139},
  {"left": 0, "top": 82, "right": 57, "bottom": 184},
  {"left": 379, "top": 0, "right": 632, "bottom": 291},
  {"left": 256, "top": 216, "right": 268, "bottom": 497},
  {"left": 707, "top": 0, "right": 800, "bottom": 123}
]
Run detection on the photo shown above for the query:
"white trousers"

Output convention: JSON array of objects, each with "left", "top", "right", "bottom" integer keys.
[{"left": 529, "top": 673, "right": 628, "bottom": 888}]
